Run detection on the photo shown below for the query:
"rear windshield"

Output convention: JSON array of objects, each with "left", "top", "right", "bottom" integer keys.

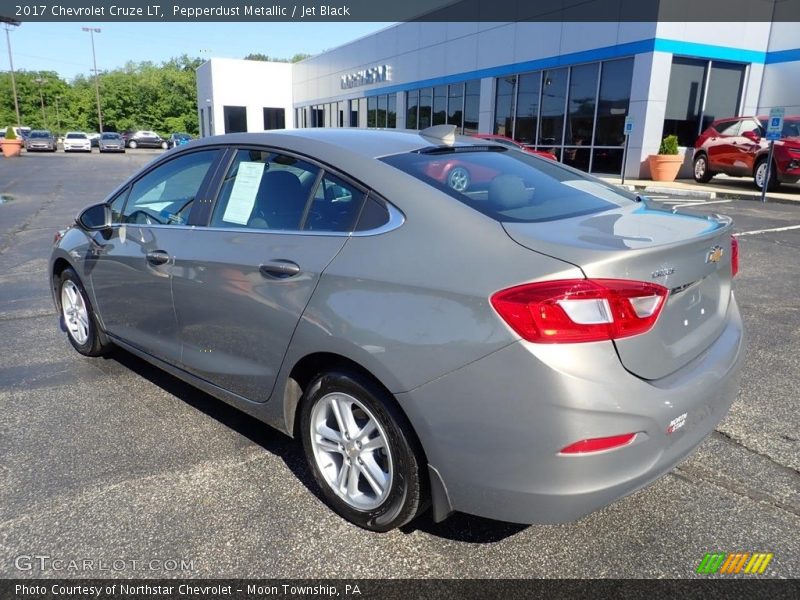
[{"left": 380, "top": 148, "right": 637, "bottom": 223}]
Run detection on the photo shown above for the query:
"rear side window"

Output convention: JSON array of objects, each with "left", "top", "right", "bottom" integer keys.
[
  {"left": 715, "top": 121, "right": 740, "bottom": 136},
  {"left": 305, "top": 173, "right": 365, "bottom": 232},
  {"left": 380, "top": 148, "right": 636, "bottom": 223}
]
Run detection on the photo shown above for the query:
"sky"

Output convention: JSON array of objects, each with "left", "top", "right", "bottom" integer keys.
[{"left": 1, "top": 22, "right": 392, "bottom": 79}]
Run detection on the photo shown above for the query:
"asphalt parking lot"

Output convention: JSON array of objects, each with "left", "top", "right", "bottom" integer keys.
[{"left": 0, "top": 151, "right": 798, "bottom": 579}]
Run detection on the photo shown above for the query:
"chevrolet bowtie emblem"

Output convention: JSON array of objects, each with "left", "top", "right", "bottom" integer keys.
[{"left": 706, "top": 245, "right": 724, "bottom": 263}]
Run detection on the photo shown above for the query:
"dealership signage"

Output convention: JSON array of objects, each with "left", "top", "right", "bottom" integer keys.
[{"left": 341, "top": 65, "right": 391, "bottom": 89}]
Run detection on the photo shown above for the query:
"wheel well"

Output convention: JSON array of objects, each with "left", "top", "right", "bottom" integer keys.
[{"left": 51, "top": 258, "right": 72, "bottom": 300}]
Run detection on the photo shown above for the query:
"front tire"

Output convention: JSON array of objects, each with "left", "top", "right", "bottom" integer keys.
[
  {"left": 693, "top": 154, "right": 713, "bottom": 183},
  {"left": 161, "top": 141, "right": 168, "bottom": 149},
  {"left": 300, "top": 370, "right": 428, "bottom": 532},
  {"left": 58, "top": 268, "right": 110, "bottom": 357},
  {"left": 128, "top": 140, "right": 138, "bottom": 149}
]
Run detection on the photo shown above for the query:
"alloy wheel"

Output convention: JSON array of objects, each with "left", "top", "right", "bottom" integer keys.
[{"left": 61, "top": 280, "right": 90, "bottom": 345}]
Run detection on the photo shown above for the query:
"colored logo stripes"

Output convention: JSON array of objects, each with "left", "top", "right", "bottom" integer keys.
[{"left": 696, "top": 552, "right": 773, "bottom": 574}]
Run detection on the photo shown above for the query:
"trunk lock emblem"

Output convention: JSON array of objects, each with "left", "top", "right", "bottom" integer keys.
[{"left": 706, "top": 245, "right": 724, "bottom": 263}]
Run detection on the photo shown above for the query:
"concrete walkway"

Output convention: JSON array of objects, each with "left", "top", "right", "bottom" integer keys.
[{"left": 599, "top": 174, "right": 800, "bottom": 204}]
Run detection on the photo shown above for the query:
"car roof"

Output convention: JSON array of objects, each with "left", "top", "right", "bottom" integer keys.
[{"left": 191, "top": 128, "right": 493, "bottom": 160}]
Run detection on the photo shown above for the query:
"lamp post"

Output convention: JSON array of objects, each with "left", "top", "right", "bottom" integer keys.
[
  {"left": 81, "top": 27, "right": 103, "bottom": 132},
  {"left": 34, "top": 77, "right": 47, "bottom": 128},
  {"left": 2, "top": 17, "right": 22, "bottom": 127},
  {"left": 54, "top": 97, "right": 61, "bottom": 133}
]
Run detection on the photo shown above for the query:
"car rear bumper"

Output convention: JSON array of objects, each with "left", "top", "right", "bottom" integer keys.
[{"left": 397, "top": 295, "right": 745, "bottom": 524}]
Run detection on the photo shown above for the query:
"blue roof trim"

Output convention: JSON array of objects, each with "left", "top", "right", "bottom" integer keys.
[
  {"left": 765, "top": 47, "right": 800, "bottom": 64},
  {"left": 354, "top": 37, "right": 798, "bottom": 99}
]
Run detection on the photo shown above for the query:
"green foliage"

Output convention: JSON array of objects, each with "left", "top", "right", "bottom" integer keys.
[
  {"left": 5, "top": 125, "right": 16, "bottom": 140},
  {"left": 658, "top": 135, "right": 680, "bottom": 155},
  {"left": 243, "top": 52, "right": 311, "bottom": 63},
  {"left": 0, "top": 55, "right": 205, "bottom": 137}
]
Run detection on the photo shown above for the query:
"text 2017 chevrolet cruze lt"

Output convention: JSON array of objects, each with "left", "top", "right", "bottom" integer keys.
[{"left": 51, "top": 127, "right": 744, "bottom": 531}]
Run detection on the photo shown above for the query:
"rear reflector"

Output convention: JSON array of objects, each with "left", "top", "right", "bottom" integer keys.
[
  {"left": 490, "top": 279, "right": 668, "bottom": 343},
  {"left": 559, "top": 433, "right": 637, "bottom": 454},
  {"left": 731, "top": 235, "right": 739, "bottom": 278}
]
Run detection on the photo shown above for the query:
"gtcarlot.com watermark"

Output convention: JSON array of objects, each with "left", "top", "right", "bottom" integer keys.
[{"left": 14, "top": 555, "right": 195, "bottom": 573}]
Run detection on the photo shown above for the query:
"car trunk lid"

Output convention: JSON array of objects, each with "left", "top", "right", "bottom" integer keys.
[{"left": 503, "top": 199, "right": 734, "bottom": 380}]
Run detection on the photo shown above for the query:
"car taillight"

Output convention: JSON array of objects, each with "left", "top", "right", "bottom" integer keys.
[
  {"left": 559, "top": 433, "right": 637, "bottom": 455},
  {"left": 731, "top": 235, "right": 739, "bottom": 278},
  {"left": 490, "top": 279, "right": 668, "bottom": 343}
]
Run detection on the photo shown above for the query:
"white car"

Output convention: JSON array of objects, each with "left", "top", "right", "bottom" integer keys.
[{"left": 63, "top": 132, "right": 92, "bottom": 153}]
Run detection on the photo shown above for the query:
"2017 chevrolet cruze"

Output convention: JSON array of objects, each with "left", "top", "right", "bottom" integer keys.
[{"left": 50, "top": 126, "right": 745, "bottom": 531}]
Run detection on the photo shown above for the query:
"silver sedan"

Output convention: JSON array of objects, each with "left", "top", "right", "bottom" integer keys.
[
  {"left": 98, "top": 132, "right": 126, "bottom": 153},
  {"left": 50, "top": 127, "right": 745, "bottom": 531}
]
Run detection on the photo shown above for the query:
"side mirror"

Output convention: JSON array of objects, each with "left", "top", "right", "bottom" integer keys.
[
  {"left": 742, "top": 130, "right": 761, "bottom": 143},
  {"left": 77, "top": 203, "right": 112, "bottom": 231}
]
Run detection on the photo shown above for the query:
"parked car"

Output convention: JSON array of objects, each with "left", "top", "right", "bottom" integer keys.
[
  {"left": 24, "top": 129, "right": 57, "bottom": 152},
  {"left": 98, "top": 132, "right": 126, "bottom": 153},
  {"left": 471, "top": 133, "right": 558, "bottom": 160},
  {"left": 50, "top": 126, "right": 744, "bottom": 532},
  {"left": 693, "top": 115, "right": 800, "bottom": 190},
  {"left": 125, "top": 130, "right": 168, "bottom": 149},
  {"left": 167, "top": 132, "right": 193, "bottom": 149},
  {"left": 63, "top": 132, "right": 92, "bottom": 153}
]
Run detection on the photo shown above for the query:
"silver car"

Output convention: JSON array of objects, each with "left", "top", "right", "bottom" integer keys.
[
  {"left": 24, "top": 129, "right": 56, "bottom": 152},
  {"left": 50, "top": 127, "right": 745, "bottom": 531},
  {"left": 98, "top": 132, "right": 126, "bottom": 153}
]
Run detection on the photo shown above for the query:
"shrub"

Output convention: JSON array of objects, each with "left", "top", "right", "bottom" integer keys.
[
  {"left": 6, "top": 126, "right": 17, "bottom": 140},
  {"left": 658, "top": 134, "right": 679, "bottom": 155}
]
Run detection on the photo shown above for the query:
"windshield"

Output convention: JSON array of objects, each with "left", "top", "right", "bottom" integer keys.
[
  {"left": 66, "top": 133, "right": 86, "bottom": 139},
  {"left": 380, "top": 148, "right": 637, "bottom": 223},
  {"left": 102, "top": 133, "right": 120, "bottom": 139},
  {"left": 30, "top": 131, "right": 51, "bottom": 138}
]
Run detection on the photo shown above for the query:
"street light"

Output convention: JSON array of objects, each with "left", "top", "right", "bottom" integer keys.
[
  {"left": 34, "top": 77, "right": 47, "bottom": 128},
  {"left": 81, "top": 26, "right": 103, "bottom": 132},
  {"left": 2, "top": 17, "right": 22, "bottom": 127},
  {"left": 54, "top": 97, "right": 61, "bottom": 133}
]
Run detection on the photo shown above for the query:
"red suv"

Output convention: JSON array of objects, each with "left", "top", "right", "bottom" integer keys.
[{"left": 693, "top": 115, "right": 800, "bottom": 190}]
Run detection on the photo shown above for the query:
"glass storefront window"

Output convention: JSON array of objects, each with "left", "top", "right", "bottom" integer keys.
[
  {"left": 538, "top": 67, "right": 568, "bottom": 150},
  {"left": 463, "top": 79, "right": 480, "bottom": 134},
  {"left": 565, "top": 63, "right": 598, "bottom": 146},
  {"left": 419, "top": 88, "right": 433, "bottom": 129},
  {"left": 702, "top": 62, "right": 746, "bottom": 131},
  {"left": 367, "top": 96, "right": 377, "bottom": 128},
  {"left": 433, "top": 85, "right": 447, "bottom": 126},
  {"left": 494, "top": 75, "right": 516, "bottom": 137},
  {"left": 350, "top": 99, "right": 359, "bottom": 127},
  {"left": 594, "top": 58, "right": 633, "bottom": 147},
  {"left": 387, "top": 95, "right": 396, "bottom": 128},
  {"left": 407, "top": 89, "right": 419, "bottom": 129},
  {"left": 515, "top": 72, "right": 540, "bottom": 145},
  {"left": 448, "top": 83, "right": 464, "bottom": 128},
  {"left": 377, "top": 95, "right": 387, "bottom": 128}
]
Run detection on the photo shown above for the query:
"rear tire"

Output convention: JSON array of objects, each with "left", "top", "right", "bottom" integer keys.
[
  {"left": 299, "top": 370, "right": 428, "bottom": 532},
  {"left": 754, "top": 157, "right": 779, "bottom": 191},
  {"left": 693, "top": 154, "right": 713, "bottom": 183},
  {"left": 58, "top": 268, "right": 110, "bottom": 357}
]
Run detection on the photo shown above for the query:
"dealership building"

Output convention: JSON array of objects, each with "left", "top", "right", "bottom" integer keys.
[{"left": 196, "top": 20, "right": 799, "bottom": 178}]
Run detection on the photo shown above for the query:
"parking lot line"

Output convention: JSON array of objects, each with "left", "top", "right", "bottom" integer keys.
[{"left": 734, "top": 224, "right": 800, "bottom": 236}]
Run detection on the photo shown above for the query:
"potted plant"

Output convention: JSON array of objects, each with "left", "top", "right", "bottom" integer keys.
[
  {"left": 2, "top": 126, "right": 23, "bottom": 158},
  {"left": 648, "top": 135, "right": 682, "bottom": 182}
]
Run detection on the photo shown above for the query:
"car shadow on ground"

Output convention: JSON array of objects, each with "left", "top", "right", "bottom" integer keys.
[{"left": 105, "top": 348, "right": 527, "bottom": 543}]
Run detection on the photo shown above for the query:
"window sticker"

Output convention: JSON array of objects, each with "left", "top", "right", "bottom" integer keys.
[{"left": 223, "top": 161, "right": 266, "bottom": 225}]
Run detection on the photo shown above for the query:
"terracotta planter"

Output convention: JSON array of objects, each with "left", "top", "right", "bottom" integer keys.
[
  {"left": 2, "top": 138, "right": 23, "bottom": 158},
  {"left": 648, "top": 154, "right": 683, "bottom": 182}
]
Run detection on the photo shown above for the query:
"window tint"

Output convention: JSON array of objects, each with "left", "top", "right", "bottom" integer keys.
[
  {"left": 122, "top": 150, "right": 218, "bottom": 226},
  {"left": 210, "top": 149, "right": 320, "bottom": 231},
  {"left": 715, "top": 120, "right": 740, "bottom": 136},
  {"left": 305, "top": 173, "right": 365, "bottom": 232},
  {"left": 355, "top": 196, "right": 391, "bottom": 231},
  {"left": 381, "top": 149, "right": 635, "bottom": 223}
]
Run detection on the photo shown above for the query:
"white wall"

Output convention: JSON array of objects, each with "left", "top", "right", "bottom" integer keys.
[{"left": 196, "top": 59, "right": 294, "bottom": 136}]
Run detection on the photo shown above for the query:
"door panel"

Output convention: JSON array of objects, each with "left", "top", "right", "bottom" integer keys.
[
  {"left": 172, "top": 230, "right": 348, "bottom": 401},
  {"left": 706, "top": 120, "right": 739, "bottom": 172}
]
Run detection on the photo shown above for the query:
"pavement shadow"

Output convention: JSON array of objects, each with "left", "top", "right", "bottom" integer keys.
[{"left": 105, "top": 347, "right": 528, "bottom": 544}]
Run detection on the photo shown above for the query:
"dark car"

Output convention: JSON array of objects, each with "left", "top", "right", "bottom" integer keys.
[
  {"left": 125, "top": 130, "right": 168, "bottom": 150},
  {"left": 24, "top": 129, "right": 56, "bottom": 152},
  {"left": 167, "top": 133, "right": 193, "bottom": 149},
  {"left": 49, "top": 126, "right": 744, "bottom": 532},
  {"left": 692, "top": 115, "right": 800, "bottom": 190}
]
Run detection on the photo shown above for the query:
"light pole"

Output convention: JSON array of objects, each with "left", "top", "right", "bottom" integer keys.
[
  {"left": 2, "top": 17, "right": 22, "bottom": 127},
  {"left": 81, "top": 27, "right": 103, "bottom": 132},
  {"left": 34, "top": 77, "right": 47, "bottom": 128},
  {"left": 54, "top": 97, "right": 61, "bottom": 133}
]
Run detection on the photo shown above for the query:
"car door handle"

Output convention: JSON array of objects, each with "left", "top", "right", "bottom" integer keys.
[
  {"left": 259, "top": 260, "right": 301, "bottom": 279},
  {"left": 146, "top": 250, "right": 170, "bottom": 266}
]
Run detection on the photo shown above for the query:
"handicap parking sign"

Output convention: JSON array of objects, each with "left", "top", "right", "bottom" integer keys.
[{"left": 766, "top": 107, "right": 784, "bottom": 141}]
